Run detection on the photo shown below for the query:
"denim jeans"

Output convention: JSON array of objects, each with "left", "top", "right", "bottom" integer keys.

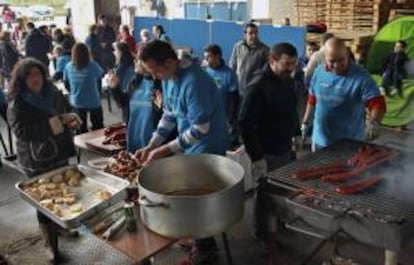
[{"left": 382, "top": 69, "right": 403, "bottom": 96}]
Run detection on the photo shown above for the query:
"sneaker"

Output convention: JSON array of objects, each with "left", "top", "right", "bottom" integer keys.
[
  {"left": 390, "top": 89, "right": 398, "bottom": 96},
  {"left": 379, "top": 86, "right": 386, "bottom": 95}
]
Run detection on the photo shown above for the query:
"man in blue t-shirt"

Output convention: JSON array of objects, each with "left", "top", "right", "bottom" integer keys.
[
  {"left": 203, "top": 44, "right": 239, "bottom": 147},
  {"left": 136, "top": 40, "right": 227, "bottom": 265},
  {"left": 302, "top": 38, "right": 386, "bottom": 150}
]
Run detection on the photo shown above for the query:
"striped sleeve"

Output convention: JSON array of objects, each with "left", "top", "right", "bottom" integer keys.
[
  {"left": 167, "top": 121, "right": 211, "bottom": 152},
  {"left": 149, "top": 111, "right": 177, "bottom": 147}
]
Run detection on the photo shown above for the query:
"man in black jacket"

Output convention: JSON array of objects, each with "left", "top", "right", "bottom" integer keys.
[
  {"left": 239, "top": 42, "right": 299, "bottom": 174},
  {"left": 24, "top": 23, "right": 51, "bottom": 69},
  {"left": 98, "top": 15, "right": 116, "bottom": 70},
  {"left": 238, "top": 42, "right": 299, "bottom": 239}
]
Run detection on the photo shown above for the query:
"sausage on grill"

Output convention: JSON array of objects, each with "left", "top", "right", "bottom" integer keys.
[
  {"left": 348, "top": 146, "right": 391, "bottom": 168},
  {"left": 356, "top": 149, "right": 392, "bottom": 168},
  {"left": 335, "top": 176, "right": 382, "bottom": 195},
  {"left": 321, "top": 167, "right": 365, "bottom": 182},
  {"left": 291, "top": 163, "right": 348, "bottom": 180}
]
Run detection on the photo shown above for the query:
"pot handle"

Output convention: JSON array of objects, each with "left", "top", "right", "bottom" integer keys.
[{"left": 138, "top": 196, "right": 167, "bottom": 208}]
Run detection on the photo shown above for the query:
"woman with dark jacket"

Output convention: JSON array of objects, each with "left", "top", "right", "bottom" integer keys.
[
  {"left": 0, "top": 31, "right": 20, "bottom": 80},
  {"left": 7, "top": 58, "right": 81, "bottom": 261},
  {"left": 109, "top": 42, "right": 136, "bottom": 120}
]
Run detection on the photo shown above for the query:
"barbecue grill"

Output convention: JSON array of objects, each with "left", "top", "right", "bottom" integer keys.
[{"left": 261, "top": 139, "right": 414, "bottom": 265}]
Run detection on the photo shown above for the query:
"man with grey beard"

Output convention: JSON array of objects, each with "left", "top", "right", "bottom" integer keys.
[{"left": 229, "top": 22, "right": 269, "bottom": 98}]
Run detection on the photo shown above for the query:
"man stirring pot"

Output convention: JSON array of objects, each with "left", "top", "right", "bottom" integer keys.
[{"left": 136, "top": 40, "right": 228, "bottom": 265}]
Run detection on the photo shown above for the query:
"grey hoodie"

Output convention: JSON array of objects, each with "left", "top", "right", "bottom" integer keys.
[{"left": 229, "top": 40, "right": 269, "bottom": 96}]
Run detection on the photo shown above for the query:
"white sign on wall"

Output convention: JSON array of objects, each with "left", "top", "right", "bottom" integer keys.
[{"left": 251, "top": 0, "right": 269, "bottom": 19}]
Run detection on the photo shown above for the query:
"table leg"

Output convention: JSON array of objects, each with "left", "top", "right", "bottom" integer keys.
[
  {"left": 46, "top": 222, "right": 59, "bottom": 265},
  {"left": 7, "top": 124, "right": 13, "bottom": 155},
  {"left": 0, "top": 132, "right": 9, "bottom": 156},
  {"left": 77, "top": 148, "right": 81, "bottom": 164},
  {"left": 384, "top": 249, "right": 398, "bottom": 265},
  {"left": 222, "top": 232, "right": 233, "bottom": 265},
  {"left": 106, "top": 89, "right": 112, "bottom": 113}
]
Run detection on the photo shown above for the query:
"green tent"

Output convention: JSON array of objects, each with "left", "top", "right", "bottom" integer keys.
[
  {"left": 372, "top": 75, "right": 414, "bottom": 127},
  {"left": 367, "top": 16, "right": 414, "bottom": 74},
  {"left": 367, "top": 16, "right": 414, "bottom": 127}
]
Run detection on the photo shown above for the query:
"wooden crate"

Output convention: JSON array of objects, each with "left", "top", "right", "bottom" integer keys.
[
  {"left": 296, "top": 0, "right": 389, "bottom": 32},
  {"left": 296, "top": 0, "right": 327, "bottom": 25},
  {"left": 326, "top": 0, "right": 384, "bottom": 33},
  {"left": 389, "top": 8, "right": 414, "bottom": 20}
]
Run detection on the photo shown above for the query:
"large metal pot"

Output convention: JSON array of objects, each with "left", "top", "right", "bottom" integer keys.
[{"left": 137, "top": 154, "right": 245, "bottom": 238}]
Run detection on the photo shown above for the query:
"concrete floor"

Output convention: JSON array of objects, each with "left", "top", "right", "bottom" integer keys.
[{"left": 1, "top": 97, "right": 414, "bottom": 265}]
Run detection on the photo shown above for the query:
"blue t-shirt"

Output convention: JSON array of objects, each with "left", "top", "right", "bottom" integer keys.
[
  {"left": 63, "top": 61, "right": 104, "bottom": 109},
  {"left": 310, "top": 64, "right": 381, "bottom": 147},
  {"left": 159, "top": 64, "right": 228, "bottom": 155},
  {"left": 127, "top": 77, "right": 155, "bottom": 152},
  {"left": 158, "top": 33, "right": 171, "bottom": 43},
  {"left": 56, "top": 54, "right": 71, "bottom": 74},
  {"left": 204, "top": 63, "right": 238, "bottom": 108},
  {"left": 115, "top": 65, "right": 136, "bottom": 93}
]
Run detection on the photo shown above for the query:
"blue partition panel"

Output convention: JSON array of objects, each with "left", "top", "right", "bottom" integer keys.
[
  {"left": 260, "top": 25, "right": 306, "bottom": 57},
  {"left": 211, "top": 21, "right": 244, "bottom": 63},
  {"left": 134, "top": 17, "right": 306, "bottom": 64},
  {"left": 169, "top": 19, "right": 210, "bottom": 58}
]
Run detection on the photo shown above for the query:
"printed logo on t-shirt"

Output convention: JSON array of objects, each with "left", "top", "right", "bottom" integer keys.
[{"left": 214, "top": 77, "right": 222, "bottom": 88}]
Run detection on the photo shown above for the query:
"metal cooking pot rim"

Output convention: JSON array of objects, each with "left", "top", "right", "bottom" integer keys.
[{"left": 137, "top": 154, "right": 244, "bottom": 199}]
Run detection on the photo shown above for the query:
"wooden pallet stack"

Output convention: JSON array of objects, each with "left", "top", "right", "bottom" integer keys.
[
  {"left": 325, "top": 0, "right": 383, "bottom": 33},
  {"left": 389, "top": 8, "right": 414, "bottom": 20},
  {"left": 295, "top": 0, "right": 327, "bottom": 25},
  {"left": 339, "top": 32, "right": 374, "bottom": 63},
  {"left": 295, "top": 0, "right": 390, "bottom": 34}
]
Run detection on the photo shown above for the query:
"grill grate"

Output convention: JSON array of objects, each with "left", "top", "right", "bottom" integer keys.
[{"left": 267, "top": 140, "right": 414, "bottom": 220}]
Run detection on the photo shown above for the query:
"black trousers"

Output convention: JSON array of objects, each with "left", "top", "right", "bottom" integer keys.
[
  {"left": 73, "top": 107, "right": 104, "bottom": 133},
  {"left": 0, "top": 104, "right": 6, "bottom": 123}
]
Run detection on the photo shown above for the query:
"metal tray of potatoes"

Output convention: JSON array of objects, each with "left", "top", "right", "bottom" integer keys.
[{"left": 15, "top": 165, "right": 130, "bottom": 229}]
